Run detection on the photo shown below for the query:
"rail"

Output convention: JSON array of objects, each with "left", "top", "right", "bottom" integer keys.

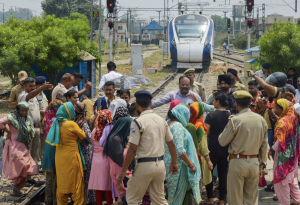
[{"left": 213, "top": 52, "right": 244, "bottom": 69}]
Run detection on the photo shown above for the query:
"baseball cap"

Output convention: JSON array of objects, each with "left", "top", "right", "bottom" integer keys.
[{"left": 18, "top": 71, "right": 28, "bottom": 82}]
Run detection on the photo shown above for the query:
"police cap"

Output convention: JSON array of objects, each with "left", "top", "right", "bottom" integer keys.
[
  {"left": 233, "top": 91, "right": 253, "bottom": 99},
  {"left": 262, "top": 63, "right": 270, "bottom": 69},
  {"left": 18, "top": 71, "right": 28, "bottom": 82},
  {"left": 35, "top": 76, "right": 46, "bottom": 85},
  {"left": 134, "top": 90, "right": 153, "bottom": 100},
  {"left": 183, "top": 68, "right": 195, "bottom": 75}
]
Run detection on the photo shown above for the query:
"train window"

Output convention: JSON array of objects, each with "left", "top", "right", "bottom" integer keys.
[{"left": 174, "top": 15, "right": 208, "bottom": 38}]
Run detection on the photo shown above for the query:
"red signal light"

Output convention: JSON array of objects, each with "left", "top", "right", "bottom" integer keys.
[
  {"left": 109, "top": 3, "right": 113, "bottom": 7},
  {"left": 248, "top": 2, "right": 252, "bottom": 5}
]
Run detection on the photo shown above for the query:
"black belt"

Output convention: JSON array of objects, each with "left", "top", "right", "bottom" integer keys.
[{"left": 137, "top": 156, "right": 164, "bottom": 163}]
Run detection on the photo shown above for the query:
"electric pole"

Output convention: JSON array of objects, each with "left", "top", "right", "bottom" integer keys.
[
  {"left": 98, "top": 0, "right": 102, "bottom": 86},
  {"left": 156, "top": 11, "right": 161, "bottom": 26},
  {"left": 90, "top": 0, "right": 94, "bottom": 43}
]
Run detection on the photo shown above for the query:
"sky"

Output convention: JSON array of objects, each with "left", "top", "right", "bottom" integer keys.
[{"left": 2, "top": 0, "right": 300, "bottom": 21}]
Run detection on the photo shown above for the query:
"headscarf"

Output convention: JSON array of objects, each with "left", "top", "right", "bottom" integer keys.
[
  {"left": 43, "top": 99, "right": 64, "bottom": 138},
  {"left": 189, "top": 102, "right": 207, "bottom": 143},
  {"left": 103, "top": 117, "right": 133, "bottom": 169},
  {"left": 171, "top": 104, "right": 190, "bottom": 127},
  {"left": 95, "top": 110, "right": 112, "bottom": 141},
  {"left": 107, "top": 106, "right": 130, "bottom": 125},
  {"left": 46, "top": 102, "right": 86, "bottom": 170},
  {"left": 170, "top": 99, "right": 181, "bottom": 111},
  {"left": 74, "top": 102, "right": 87, "bottom": 128},
  {"left": 46, "top": 102, "right": 75, "bottom": 146},
  {"left": 274, "top": 99, "right": 300, "bottom": 182},
  {"left": 7, "top": 101, "right": 34, "bottom": 147},
  {"left": 109, "top": 99, "right": 127, "bottom": 118}
]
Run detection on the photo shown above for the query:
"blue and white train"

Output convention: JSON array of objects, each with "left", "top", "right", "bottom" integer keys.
[{"left": 169, "top": 14, "right": 214, "bottom": 69}]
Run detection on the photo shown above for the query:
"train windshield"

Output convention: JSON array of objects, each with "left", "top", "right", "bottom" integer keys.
[{"left": 174, "top": 15, "right": 208, "bottom": 38}]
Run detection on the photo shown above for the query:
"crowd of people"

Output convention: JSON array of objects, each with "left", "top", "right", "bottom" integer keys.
[{"left": 1, "top": 61, "right": 300, "bottom": 205}]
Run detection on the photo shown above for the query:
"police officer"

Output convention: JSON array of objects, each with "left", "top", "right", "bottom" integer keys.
[
  {"left": 218, "top": 91, "right": 268, "bottom": 205},
  {"left": 117, "top": 90, "right": 179, "bottom": 205},
  {"left": 35, "top": 76, "right": 49, "bottom": 163},
  {"left": 9, "top": 71, "right": 28, "bottom": 108},
  {"left": 227, "top": 68, "right": 246, "bottom": 91},
  {"left": 184, "top": 68, "right": 207, "bottom": 102}
]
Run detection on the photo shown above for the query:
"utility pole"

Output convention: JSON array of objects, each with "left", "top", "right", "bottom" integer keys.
[
  {"left": 156, "top": 11, "right": 161, "bottom": 26},
  {"left": 129, "top": 9, "right": 132, "bottom": 47},
  {"left": 98, "top": 0, "right": 102, "bottom": 86},
  {"left": 90, "top": 0, "right": 94, "bottom": 43},
  {"left": 178, "top": 2, "right": 182, "bottom": 15},
  {"left": 112, "top": 7, "right": 116, "bottom": 57},
  {"left": 262, "top": 3, "right": 265, "bottom": 35},
  {"left": 256, "top": 7, "right": 259, "bottom": 42},
  {"left": 127, "top": 10, "right": 129, "bottom": 47},
  {"left": 164, "top": 0, "right": 166, "bottom": 41},
  {"left": 0, "top": 3, "right": 4, "bottom": 24}
]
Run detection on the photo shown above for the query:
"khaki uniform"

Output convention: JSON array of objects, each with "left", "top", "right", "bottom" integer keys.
[
  {"left": 191, "top": 81, "right": 207, "bottom": 102},
  {"left": 18, "top": 91, "right": 41, "bottom": 164},
  {"left": 218, "top": 108, "right": 268, "bottom": 205},
  {"left": 52, "top": 83, "right": 67, "bottom": 101},
  {"left": 127, "top": 110, "right": 173, "bottom": 205},
  {"left": 232, "top": 82, "right": 246, "bottom": 91},
  {"left": 9, "top": 84, "right": 24, "bottom": 103},
  {"left": 37, "top": 92, "right": 48, "bottom": 163}
]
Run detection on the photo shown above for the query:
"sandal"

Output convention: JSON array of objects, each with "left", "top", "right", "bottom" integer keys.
[
  {"left": 264, "top": 184, "right": 274, "bottom": 192},
  {"left": 11, "top": 187, "right": 23, "bottom": 197},
  {"left": 273, "top": 196, "right": 278, "bottom": 201}
]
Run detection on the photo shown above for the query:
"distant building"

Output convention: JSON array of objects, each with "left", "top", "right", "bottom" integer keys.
[
  {"left": 100, "top": 21, "right": 127, "bottom": 42},
  {"left": 259, "top": 13, "right": 294, "bottom": 34}
]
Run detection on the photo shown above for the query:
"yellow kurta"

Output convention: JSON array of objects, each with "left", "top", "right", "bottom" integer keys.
[{"left": 55, "top": 121, "right": 86, "bottom": 195}]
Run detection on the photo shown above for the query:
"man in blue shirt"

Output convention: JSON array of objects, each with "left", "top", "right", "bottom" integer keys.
[{"left": 151, "top": 76, "right": 202, "bottom": 108}]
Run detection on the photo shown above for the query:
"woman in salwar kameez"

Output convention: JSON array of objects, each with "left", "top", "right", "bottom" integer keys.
[
  {"left": 270, "top": 99, "right": 300, "bottom": 205},
  {"left": 41, "top": 98, "right": 65, "bottom": 205},
  {"left": 46, "top": 102, "right": 87, "bottom": 205},
  {"left": 74, "top": 102, "right": 95, "bottom": 204},
  {"left": 0, "top": 102, "right": 37, "bottom": 196},
  {"left": 165, "top": 104, "right": 202, "bottom": 205}
]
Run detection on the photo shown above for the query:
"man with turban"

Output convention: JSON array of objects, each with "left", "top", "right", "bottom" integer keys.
[
  {"left": 227, "top": 68, "right": 246, "bottom": 91},
  {"left": 253, "top": 63, "right": 271, "bottom": 81},
  {"left": 218, "top": 74, "right": 236, "bottom": 114}
]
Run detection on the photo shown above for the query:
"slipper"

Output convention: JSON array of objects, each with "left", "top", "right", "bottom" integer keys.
[
  {"left": 264, "top": 184, "right": 274, "bottom": 192},
  {"left": 273, "top": 196, "right": 278, "bottom": 201}
]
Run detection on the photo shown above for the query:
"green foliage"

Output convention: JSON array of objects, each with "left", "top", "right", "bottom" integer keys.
[
  {"left": 0, "top": 14, "right": 101, "bottom": 85},
  {"left": 41, "top": 0, "right": 104, "bottom": 30},
  {"left": 258, "top": 21, "right": 300, "bottom": 73},
  {"left": 211, "top": 15, "right": 245, "bottom": 34}
]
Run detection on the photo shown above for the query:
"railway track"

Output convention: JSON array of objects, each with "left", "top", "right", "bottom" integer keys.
[
  {"left": 214, "top": 48, "right": 245, "bottom": 57},
  {"left": 213, "top": 52, "right": 244, "bottom": 69},
  {"left": 101, "top": 47, "right": 159, "bottom": 55},
  {"left": 18, "top": 69, "right": 203, "bottom": 205}
]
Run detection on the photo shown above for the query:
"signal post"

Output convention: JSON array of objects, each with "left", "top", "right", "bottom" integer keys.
[{"left": 107, "top": 0, "right": 116, "bottom": 61}]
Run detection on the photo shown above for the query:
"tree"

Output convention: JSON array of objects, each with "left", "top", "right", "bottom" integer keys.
[
  {"left": 41, "top": 0, "right": 104, "bottom": 30},
  {"left": 258, "top": 21, "right": 300, "bottom": 73},
  {"left": 0, "top": 14, "right": 101, "bottom": 86}
]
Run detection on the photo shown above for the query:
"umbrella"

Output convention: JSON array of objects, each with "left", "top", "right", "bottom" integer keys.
[{"left": 100, "top": 75, "right": 153, "bottom": 90}]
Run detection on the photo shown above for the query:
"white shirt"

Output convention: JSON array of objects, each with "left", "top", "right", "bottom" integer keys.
[
  {"left": 18, "top": 91, "right": 41, "bottom": 125},
  {"left": 68, "top": 86, "right": 78, "bottom": 92},
  {"left": 253, "top": 69, "right": 268, "bottom": 81},
  {"left": 98, "top": 71, "right": 123, "bottom": 95},
  {"left": 296, "top": 89, "right": 300, "bottom": 103},
  {"left": 294, "top": 103, "right": 300, "bottom": 115}
]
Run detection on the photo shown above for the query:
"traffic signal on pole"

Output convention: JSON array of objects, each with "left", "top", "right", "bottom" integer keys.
[
  {"left": 247, "top": 19, "right": 252, "bottom": 28},
  {"left": 107, "top": 0, "right": 116, "bottom": 14},
  {"left": 247, "top": 0, "right": 254, "bottom": 12},
  {"left": 227, "top": 18, "right": 230, "bottom": 28}
]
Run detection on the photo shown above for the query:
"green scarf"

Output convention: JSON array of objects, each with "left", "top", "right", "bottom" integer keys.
[
  {"left": 46, "top": 102, "right": 86, "bottom": 170},
  {"left": 7, "top": 101, "right": 34, "bottom": 147}
]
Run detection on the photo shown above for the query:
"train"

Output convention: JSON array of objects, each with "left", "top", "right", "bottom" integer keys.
[
  {"left": 141, "top": 34, "right": 151, "bottom": 45},
  {"left": 169, "top": 14, "right": 214, "bottom": 69},
  {"left": 132, "top": 34, "right": 140, "bottom": 44}
]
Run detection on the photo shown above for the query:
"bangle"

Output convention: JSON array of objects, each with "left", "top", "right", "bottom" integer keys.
[
  {"left": 205, "top": 155, "right": 210, "bottom": 161},
  {"left": 188, "top": 164, "right": 194, "bottom": 169}
]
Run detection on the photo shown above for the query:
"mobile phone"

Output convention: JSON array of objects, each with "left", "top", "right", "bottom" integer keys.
[
  {"left": 284, "top": 87, "right": 289, "bottom": 92},
  {"left": 247, "top": 71, "right": 251, "bottom": 77},
  {"left": 287, "top": 79, "right": 293, "bottom": 84}
]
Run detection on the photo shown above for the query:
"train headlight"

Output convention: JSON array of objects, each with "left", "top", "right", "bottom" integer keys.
[{"left": 204, "top": 40, "right": 209, "bottom": 48}]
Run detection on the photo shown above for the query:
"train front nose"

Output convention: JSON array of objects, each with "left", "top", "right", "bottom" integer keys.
[{"left": 176, "top": 43, "right": 204, "bottom": 63}]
